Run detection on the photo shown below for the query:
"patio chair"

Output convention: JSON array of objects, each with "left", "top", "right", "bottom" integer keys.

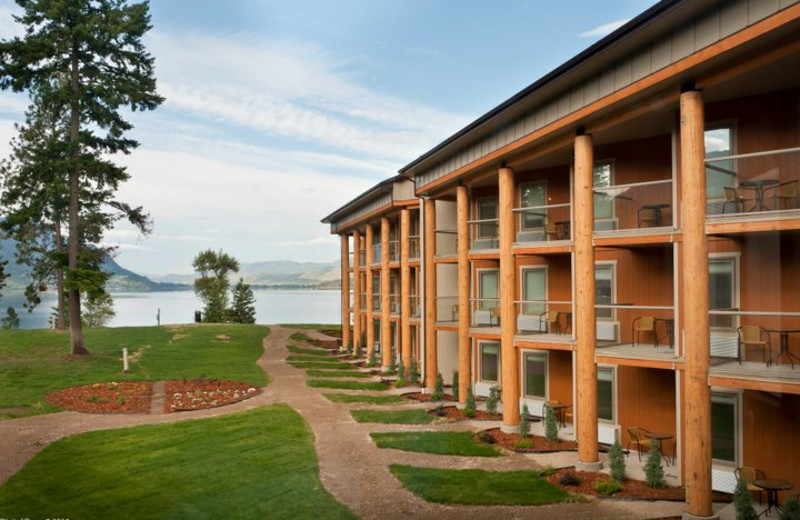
[
  {"left": 637, "top": 207, "right": 659, "bottom": 227},
  {"left": 626, "top": 427, "right": 653, "bottom": 461},
  {"left": 539, "top": 309, "right": 560, "bottom": 334},
  {"left": 490, "top": 307, "right": 501, "bottom": 327},
  {"left": 722, "top": 187, "right": 747, "bottom": 214},
  {"left": 769, "top": 180, "right": 798, "bottom": 209},
  {"left": 737, "top": 325, "right": 771, "bottom": 365},
  {"left": 544, "top": 222, "right": 561, "bottom": 241},
  {"left": 632, "top": 316, "right": 658, "bottom": 347},
  {"left": 735, "top": 467, "right": 766, "bottom": 503}
]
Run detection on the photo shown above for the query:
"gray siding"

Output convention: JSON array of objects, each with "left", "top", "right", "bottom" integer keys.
[{"left": 330, "top": 192, "right": 392, "bottom": 233}]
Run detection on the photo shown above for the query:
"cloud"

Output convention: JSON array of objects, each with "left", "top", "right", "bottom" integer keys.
[{"left": 579, "top": 19, "right": 630, "bottom": 39}]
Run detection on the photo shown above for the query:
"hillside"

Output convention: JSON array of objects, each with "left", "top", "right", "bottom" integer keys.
[{"left": 151, "top": 260, "right": 341, "bottom": 289}]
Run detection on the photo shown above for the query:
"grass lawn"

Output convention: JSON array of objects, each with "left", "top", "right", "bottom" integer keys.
[
  {"left": 287, "top": 345, "right": 333, "bottom": 355},
  {"left": 306, "top": 370, "right": 371, "bottom": 378},
  {"left": 280, "top": 324, "right": 341, "bottom": 331},
  {"left": 0, "top": 405, "right": 356, "bottom": 519},
  {"left": 0, "top": 324, "right": 271, "bottom": 417},
  {"left": 389, "top": 465, "right": 575, "bottom": 506},
  {"left": 307, "top": 379, "right": 389, "bottom": 391},
  {"left": 323, "top": 394, "right": 406, "bottom": 405},
  {"left": 289, "top": 332, "right": 310, "bottom": 342},
  {"left": 286, "top": 355, "right": 342, "bottom": 362},
  {"left": 370, "top": 431, "right": 503, "bottom": 457},
  {"left": 288, "top": 361, "right": 355, "bottom": 370},
  {"left": 350, "top": 409, "right": 434, "bottom": 424}
]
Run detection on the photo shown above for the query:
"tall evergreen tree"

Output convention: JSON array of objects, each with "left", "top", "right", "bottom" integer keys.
[
  {"left": 192, "top": 249, "right": 239, "bottom": 323},
  {"left": 228, "top": 278, "right": 256, "bottom": 324},
  {"left": 0, "top": 0, "right": 164, "bottom": 354}
]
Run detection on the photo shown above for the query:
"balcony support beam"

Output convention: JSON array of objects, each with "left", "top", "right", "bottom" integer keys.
[
  {"left": 341, "top": 234, "right": 350, "bottom": 350},
  {"left": 366, "top": 225, "right": 375, "bottom": 357},
  {"left": 401, "top": 209, "right": 412, "bottom": 374},
  {"left": 381, "top": 217, "right": 392, "bottom": 370},
  {"left": 499, "top": 167, "right": 519, "bottom": 429},
  {"left": 574, "top": 133, "right": 600, "bottom": 470},
  {"left": 352, "top": 230, "right": 361, "bottom": 351},
  {"left": 424, "top": 199, "right": 438, "bottom": 390},
  {"left": 680, "top": 89, "right": 716, "bottom": 520},
  {"left": 457, "top": 185, "right": 471, "bottom": 404}
]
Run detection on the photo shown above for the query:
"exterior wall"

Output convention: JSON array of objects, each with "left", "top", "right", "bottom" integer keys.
[
  {"left": 548, "top": 350, "right": 574, "bottom": 410},
  {"left": 618, "top": 366, "right": 677, "bottom": 455},
  {"left": 437, "top": 330, "right": 459, "bottom": 385}
]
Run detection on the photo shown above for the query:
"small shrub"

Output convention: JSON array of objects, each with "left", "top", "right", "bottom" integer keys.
[
  {"left": 432, "top": 405, "right": 446, "bottom": 417},
  {"left": 478, "top": 431, "right": 496, "bottom": 444},
  {"left": 346, "top": 339, "right": 353, "bottom": 355},
  {"left": 515, "top": 439, "right": 533, "bottom": 449},
  {"left": 409, "top": 357, "right": 419, "bottom": 384},
  {"left": 608, "top": 439, "right": 626, "bottom": 482},
  {"left": 396, "top": 358, "right": 406, "bottom": 386},
  {"left": 464, "top": 387, "right": 476, "bottom": 418},
  {"left": 485, "top": 386, "right": 499, "bottom": 415},
  {"left": 644, "top": 440, "right": 666, "bottom": 489},
  {"left": 366, "top": 350, "right": 376, "bottom": 367},
  {"left": 353, "top": 340, "right": 362, "bottom": 359},
  {"left": 116, "top": 396, "right": 126, "bottom": 405},
  {"left": 451, "top": 370, "right": 459, "bottom": 402},
  {"left": 733, "top": 476, "right": 759, "bottom": 520},
  {"left": 519, "top": 403, "right": 531, "bottom": 438},
  {"left": 388, "top": 353, "right": 397, "bottom": 373},
  {"left": 559, "top": 472, "right": 581, "bottom": 487},
  {"left": 431, "top": 372, "right": 444, "bottom": 401},
  {"left": 544, "top": 405, "right": 559, "bottom": 442},
  {"left": 595, "top": 479, "right": 621, "bottom": 495},
  {"left": 780, "top": 496, "right": 800, "bottom": 520}
]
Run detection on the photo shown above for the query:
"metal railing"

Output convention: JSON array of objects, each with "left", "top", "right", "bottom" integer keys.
[
  {"left": 468, "top": 219, "right": 499, "bottom": 250},
  {"left": 409, "top": 236, "right": 421, "bottom": 260},
  {"left": 435, "top": 296, "right": 459, "bottom": 323},
  {"left": 410, "top": 295, "right": 421, "bottom": 318},
  {"left": 708, "top": 309, "right": 800, "bottom": 364},
  {"left": 513, "top": 203, "right": 572, "bottom": 242},
  {"left": 469, "top": 298, "right": 501, "bottom": 328},
  {"left": 592, "top": 179, "right": 673, "bottom": 232},
  {"left": 515, "top": 300, "right": 573, "bottom": 334},
  {"left": 593, "top": 303, "right": 675, "bottom": 346}
]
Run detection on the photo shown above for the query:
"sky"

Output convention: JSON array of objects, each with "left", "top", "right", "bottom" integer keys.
[{"left": 0, "top": 0, "right": 658, "bottom": 276}]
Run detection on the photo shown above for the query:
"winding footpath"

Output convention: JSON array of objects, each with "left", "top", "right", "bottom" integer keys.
[{"left": 0, "top": 325, "right": 687, "bottom": 519}]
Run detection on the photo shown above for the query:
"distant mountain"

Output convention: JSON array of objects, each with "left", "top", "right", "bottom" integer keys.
[{"left": 151, "top": 260, "right": 341, "bottom": 289}]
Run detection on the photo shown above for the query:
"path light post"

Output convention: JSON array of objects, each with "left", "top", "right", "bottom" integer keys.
[{"left": 123, "top": 348, "right": 130, "bottom": 373}]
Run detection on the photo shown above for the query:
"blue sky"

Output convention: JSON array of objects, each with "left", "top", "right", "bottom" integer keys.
[{"left": 0, "top": 0, "right": 657, "bottom": 276}]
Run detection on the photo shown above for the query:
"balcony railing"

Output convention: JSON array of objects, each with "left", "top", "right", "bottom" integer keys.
[
  {"left": 592, "top": 179, "right": 673, "bottom": 233},
  {"left": 515, "top": 300, "right": 573, "bottom": 334},
  {"left": 359, "top": 293, "right": 367, "bottom": 310},
  {"left": 435, "top": 229, "right": 457, "bottom": 256},
  {"left": 347, "top": 252, "right": 353, "bottom": 266},
  {"left": 468, "top": 219, "right": 499, "bottom": 250},
  {"left": 358, "top": 250, "right": 366, "bottom": 266},
  {"left": 372, "top": 293, "right": 380, "bottom": 311},
  {"left": 389, "top": 293, "right": 400, "bottom": 314},
  {"left": 708, "top": 309, "right": 800, "bottom": 366},
  {"left": 389, "top": 240, "right": 399, "bottom": 262},
  {"left": 435, "top": 296, "right": 458, "bottom": 323},
  {"left": 470, "top": 298, "right": 500, "bottom": 328},
  {"left": 372, "top": 244, "right": 381, "bottom": 265},
  {"left": 410, "top": 295, "right": 421, "bottom": 318},
  {"left": 409, "top": 236, "right": 421, "bottom": 260},
  {"left": 706, "top": 146, "right": 800, "bottom": 218},
  {"left": 513, "top": 203, "right": 572, "bottom": 243},
  {"left": 593, "top": 303, "right": 675, "bottom": 346}
]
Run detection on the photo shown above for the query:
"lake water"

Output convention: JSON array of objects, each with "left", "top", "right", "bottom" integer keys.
[{"left": 0, "top": 290, "right": 342, "bottom": 329}]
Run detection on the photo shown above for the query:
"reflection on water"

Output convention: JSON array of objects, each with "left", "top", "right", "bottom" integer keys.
[{"left": 0, "top": 290, "right": 341, "bottom": 329}]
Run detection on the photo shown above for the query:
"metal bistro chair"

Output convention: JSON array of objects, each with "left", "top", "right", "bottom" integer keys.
[
  {"left": 735, "top": 467, "right": 767, "bottom": 504},
  {"left": 722, "top": 186, "right": 748, "bottom": 214},
  {"left": 626, "top": 427, "right": 653, "bottom": 461},
  {"left": 769, "top": 180, "right": 799, "bottom": 209},
  {"left": 737, "top": 325, "right": 771, "bottom": 365},
  {"left": 539, "top": 309, "right": 561, "bottom": 334},
  {"left": 632, "top": 316, "right": 658, "bottom": 347}
]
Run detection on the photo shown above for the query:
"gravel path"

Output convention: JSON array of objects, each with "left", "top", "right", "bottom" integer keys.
[{"left": 0, "top": 325, "right": 689, "bottom": 519}]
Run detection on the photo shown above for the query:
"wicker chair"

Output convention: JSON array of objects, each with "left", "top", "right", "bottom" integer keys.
[
  {"left": 737, "top": 325, "right": 771, "bottom": 365},
  {"left": 723, "top": 187, "right": 747, "bottom": 213},
  {"left": 632, "top": 316, "right": 658, "bottom": 347},
  {"left": 735, "top": 467, "right": 766, "bottom": 503},
  {"left": 539, "top": 309, "right": 560, "bottom": 334},
  {"left": 770, "top": 180, "right": 798, "bottom": 209},
  {"left": 638, "top": 207, "right": 659, "bottom": 227},
  {"left": 626, "top": 427, "right": 653, "bottom": 461}
]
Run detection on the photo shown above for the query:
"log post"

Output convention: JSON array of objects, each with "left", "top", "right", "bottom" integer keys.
[
  {"left": 499, "top": 167, "right": 519, "bottom": 430},
  {"left": 401, "top": 209, "right": 411, "bottom": 373},
  {"left": 353, "top": 230, "right": 362, "bottom": 351},
  {"left": 381, "top": 217, "right": 392, "bottom": 370},
  {"left": 366, "top": 225, "right": 375, "bottom": 357},
  {"left": 341, "top": 234, "right": 350, "bottom": 350},
  {"left": 457, "top": 185, "right": 471, "bottom": 404},
  {"left": 424, "top": 199, "right": 438, "bottom": 390}
]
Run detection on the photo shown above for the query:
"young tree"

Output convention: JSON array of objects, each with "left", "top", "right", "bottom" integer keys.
[
  {"left": 544, "top": 405, "right": 559, "bottom": 442},
  {"left": 228, "top": 278, "right": 256, "bottom": 324},
  {"left": 192, "top": 249, "right": 240, "bottom": 323},
  {"left": 1, "top": 307, "right": 20, "bottom": 329},
  {"left": 431, "top": 372, "right": 444, "bottom": 401},
  {"left": 486, "top": 386, "right": 499, "bottom": 415},
  {"left": 82, "top": 291, "right": 115, "bottom": 327},
  {"left": 608, "top": 439, "right": 626, "bottom": 483},
  {"left": 464, "top": 387, "right": 476, "bottom": 418},
  {"left": 0, "top": 0, "right": 164, "bottom": 354},
  {"left": 519, "top": 403, "right": 531, "bottom": 438}
]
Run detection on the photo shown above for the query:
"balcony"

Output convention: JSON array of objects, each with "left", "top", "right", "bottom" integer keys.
[
  {"left": 592, "top": 179, "right": 674, "bottom": 234},
  {"left": 592, "top": 303, "right": 677, "bottom": 363},
  {"left": 435, "top": 228, "right": 457, "bottom": 257},
  {"left": 514, "top": 300, "right": 573, "bottom": 344},
  {"left": 435, "top": 296, "right": 458, "bottom": 325},
  {"left": 371, "top": 244, "right": 381, "bottom": 265},
  {"left": 359, "top": 293, "right": 367, "bottom": 310},
  {"left": 409, "top": 235, "right": 421, "bottom": 260},
  {"left": 470, "top": 298, "right": 500, "bottom": 330},
  {"left": 410, "top": 295, "right": 421, "bottom": 319},
  {"left": 389, "top": 293, "right": 400, "bottom": 315},
  {"left": 372, "top": 293, "right": 380, "bottom": 312},
  {"left": 389, "top": 240, "right": 399, "bottom": 262},
  {"left": 469, "top": 219, "right": 499, "bottom": 251},
  {"left": 513, "top": 203, "right": 572, "bottom": 244},
  {"left": 358, "top": 250, "right": 366, "bottom": 267}
]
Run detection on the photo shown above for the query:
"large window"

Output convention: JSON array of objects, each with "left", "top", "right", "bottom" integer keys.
[
  {"left": 520, "top": 182, "right": 547, "bottom": 230},
  {"left": 477, "top": 197, "right": 498, "bottom": 238},
  {"left": 480, "top": 343, "right": 500, "bottom": 383},
  {"left": 705, "top": 125, "right": 735, "bottom": 201},
  {"left": 596, "top": 264, "right": 615, "bottom": 320},
  {"left": 478, "top": 269, "right": 499, "bottom": 310},
  {"left": 522, "top": 268, "right": 546, "bottom": 315},
  {"left": 709, "top": 257, "right": 737, "bottom": 329},
  {"left": 524, "top": 352, "right": 547, "bottom": 398},
  {"left": 597, "top": 367, "right": 615, "bottom": 422},
  {"left": 593, "top": 160, "right": 614, "bottom": 221},
  {"left": 711, "top": 392, "right": 738, "bottom": 464}
]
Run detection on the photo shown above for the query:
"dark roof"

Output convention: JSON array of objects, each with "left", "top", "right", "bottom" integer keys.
[{"left": 321, "top": 174, "right": 403, "bottom": 224}]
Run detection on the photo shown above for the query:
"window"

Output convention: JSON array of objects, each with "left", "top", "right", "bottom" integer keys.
[
  {"left": 522, "top": 268, "right": 546, "bottom": 315},
  {"left": 711, "top": 393, "right": 738, "bottom": 464},
  {"left": 478, "top": 270, "right": 499, "bottom": 310},
  {"left": 477, "top": 197, "right": 498, "bottom": 238},
  {"left": 705, "top": 125, "right": 735, "bottom": 200},
  {"left": 373, "top": 320, "right": 381, "bottom": 349},
  {"left": 480, "top": 343, "right": 500, "bottom": 382},
  {"left": 520, "top": 182, "right": 547, "bottom": 230},
  {"left": 709, "top": 257, "right": 737, "bottom": 329},
  {"left": 372, "top": 273, "right": 380, "bottom": 310},
  {"left": 595, "top": 264, "right": 615, "bottom": 320},
  {"left": 593, "top": 160, "right": 614, "bottom": 221},
  {"left": 597, "top": 367, "right": 615, "bottom": 422},
  {"left": 524, "top": 352, "right": 547, "bottom": 398}
]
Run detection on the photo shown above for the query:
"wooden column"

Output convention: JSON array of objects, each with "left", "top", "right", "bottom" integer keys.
[
  {"left": 381, "top": 217, "right": 392, "bottom": 370},
  {"left": 574, "top": 134, "right": 600, "bottom": 469},
  {"left": 366, "top": 225, "right": 375, "bottom": 357},
  {"left": 499, "top": 167, "right": 519, "bottom": 429},
  {"left": 680, "top": 90, "right": 714, "bottom": 520},
  {"left": 424, "top": 199, "right": 438, "bottom": 390},
  {"left": 401, "top": 209, "right": 411, "bottom": 373},
  {"left": 352, "top": 230, "right": 361, "bottom": 351},
  {"left": 341, "top": 234, "right": 350, "bottom": 349},
  {"left": 457, "top": 185, "right": 471, "bottom": 404}
]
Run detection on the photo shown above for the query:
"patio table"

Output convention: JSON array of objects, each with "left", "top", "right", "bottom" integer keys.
[
  {"left": 764, "top": 328, "right": 800, "bottom": 368},
  {"left": 754, "top": 479, "right": 794, "bottom": 517},
  {"left": 740, "top": 179, "right": 780, "bottom": 211},
  {"left": 544, "top": 401, "right": 568, "bottom": 428},
  {"left": 644, "top": 431, "right": 674, "bottom": 466}
]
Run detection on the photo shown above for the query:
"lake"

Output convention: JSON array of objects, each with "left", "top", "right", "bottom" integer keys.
[{"left": 0, "top": 290, "right": 342, "bottom": 329}]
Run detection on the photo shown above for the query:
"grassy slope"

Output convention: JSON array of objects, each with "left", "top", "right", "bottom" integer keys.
[
  {"left": 323, "top": 394, "right": 406, "bottom": 405},
  {"left": 307, "top": 379, "right": 389, "bottom": 391},
  {"left": 350, "top": 409, "right": 434, "bottom": 424},
  {"left": 0, "top": 405, "right": 356, "bottom": 519},
  {"left": 370, "top": 431, "right": 503, "bottom": 457},
  {"left": 0, "top": 324, "right": 271, "bottom": 416}
]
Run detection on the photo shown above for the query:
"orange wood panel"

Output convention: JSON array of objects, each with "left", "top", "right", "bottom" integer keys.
[
  {"left": 548, "top": 350, "right": 574, "bottom": 414},
  {"left": 617, "top": 366, "right": 677, "bottom": 456}
]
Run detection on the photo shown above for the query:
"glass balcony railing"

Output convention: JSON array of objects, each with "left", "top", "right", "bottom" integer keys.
[
  {"left": 358, "top": 250, "right": 366, "bottom": 266},
  {"left": 372, "top": 293, "right": 380, "bottom": 311},
  {"left": 513, "top": 204, "right": 572, "bottom": 243},
  {"left": 435, "top": 296, "right": 459, "bottom": 324},
  {"left": 409, "top": 236, "right": 421, "bottom": 260},
  {"left": 435, "top": 229, "right": 457, "bottom": 257},
  {"left": 410, "top": 295, "right": 421, "bottom": 318},
  {"left": 515, "top": 300, "right": 573, "bottom": 334},
  {"left": 389, "top": 293, "right": 400, "bottom": 314},
  {"left": 470, "top": 298, "right": 500, "bottom": 328},
  {"left": 371, "top": 244, "right": 381, "bottom": 265},
  {"left": 593, "top": 303, "right": 675, "bottom": 347},
  {"left": 706, "top": 147, "right": 800, "bottom": 218},
  {"left": 468, "top": 219, "right": 499, "bottom": 250},
  {"left": 707, "top": 309, "right": 800, "bottom": 366},
  {"left": 359, "top": 293, "right": 367, "bottom": 310},
  {"left": 592, "top": 179, "right": 673, "bottom": 233},
  {"left": 389, "top": 240, "right": 399, "bottom": 262},
  {"left": 347, "top": 252, "right": 353, "bottom": 267}
]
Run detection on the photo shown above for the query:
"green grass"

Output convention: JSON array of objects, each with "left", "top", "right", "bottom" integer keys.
[
  {"left": 288, "top": 361, "right": 355, "bottom": 370},
  {"left": 0, "top": 324, "right": 271, "bottom": 417},
  {"left": 287, "top": 345, "right": 333, "bottom": 355},
  {"left": 280, "top": 324, "right": 341, "bottom": 331},
  {"left": 370, "top": 431, "right": 503, "bottom": 457},
  {"left": 289, "top": 332, "right": 310, "bottom": 342},
  {"left": 389, "top": 465, "right": 575, "bottom": 506},
  {"left": 307, "top": 379, "right": 390, "bottom": 391},
  {"left": 351, "top": 409, "right": 434, "bottom": 424},
  {"left": 0, "top": 405, "right": 356, "bottom": 519},
  {"left": 306, "top": 370, "right": 372, "bottom": 378},
  {"left": 286, "top": 355, "right": 342, "bottom": 362},
  {"left": 323, "top": 393, "right": 406, "bottom": 405}
]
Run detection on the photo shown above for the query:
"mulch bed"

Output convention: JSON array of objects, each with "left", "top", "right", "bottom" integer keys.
[
  {"left": 428, "top": 405, "right": 502, "bottom": 421},
  {"left": 402, "top": 391, "right": 457, "bottom": 403},
  {"left": 476, "top": 428, "right": 578, "bottom": 453},
  {"left": 46, "top": 381, "right": 153, "bottom": 414},
  {"left": 165, "top": 379, "right": 261, "bottom": 413}
]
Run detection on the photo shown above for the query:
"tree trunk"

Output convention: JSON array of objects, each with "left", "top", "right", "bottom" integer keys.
[
  {"left": 68, "top": 42, "right": 87, "bottom": 355},
  {"left": 54, "top": 221, "right": 66, "bottom": 330}
]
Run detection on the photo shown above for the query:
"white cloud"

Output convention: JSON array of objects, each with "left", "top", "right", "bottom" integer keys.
[{"left": 579, "top": 19, "right": 630, "bottom": 39}]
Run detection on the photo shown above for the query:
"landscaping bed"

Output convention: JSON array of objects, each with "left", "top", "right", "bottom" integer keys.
[
  {"left": 428, "top": 405, "right": 501, "bottom": 421},
  {"left": 476, "top": 428, "right": 578, "bottom": 452},
  {"left": 402, "top": 391, "right": 457, "bottom": 403},
  {"left": 166, "top": 379, "right": 261, "bottom": 412},
  {"left": 46, "top": 381, "right": 153, "bottom": 414}
]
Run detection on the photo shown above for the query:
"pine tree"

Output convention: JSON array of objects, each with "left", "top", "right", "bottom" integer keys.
[
  {"left": 644, "top": 440, "right": 666, "bottom": 488},
  {"left": 608, "top": 439, "right": 626, "bottom": 482},
  {"left": 0, "top": 0, "right": 163, "bottom": 354},
  {"left": 544, "top": 405, "right": 559, "bottom": 442},
  {"left": 464, "top": 387, "right": 476, "bottom": 418},
  {"left": 409, "top": 357, "right": 419, "bottom": 384},
  {"left": 780, "top": 496, "right": 800, "bottom": 520},
  {"left": 519, "top": 403, "right": 531, "bottom": 438},
  {"left": 396, "top": 358, "right": 406, "bottom": 386},
  {"left": 486, "top": 386, "right": 499, "bottom": 415},
  {"left": 733, "top": 475, "right": 759, "bottom": 520},
  {"left": 451, "top": 370, "right": 460, "bottom": 402},
  {"left": 228, "top": 278, "right": 256, "bottom": 324},
  {"left": 431, "top": 372, "right": 444, "bottom": 401},
  {"left": 388, "top": 351, "right": 397, "bottom": 372}
]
